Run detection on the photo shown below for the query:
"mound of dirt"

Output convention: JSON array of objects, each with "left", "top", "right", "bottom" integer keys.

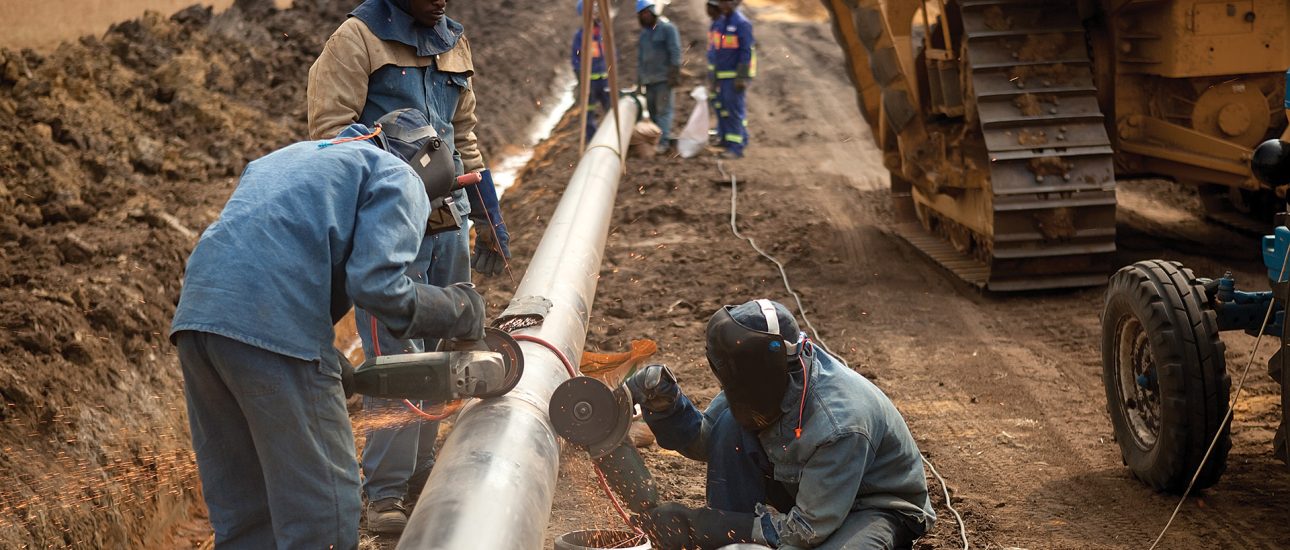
[{"left": 0, "top": 1, "right": 567, "bottom": 546}]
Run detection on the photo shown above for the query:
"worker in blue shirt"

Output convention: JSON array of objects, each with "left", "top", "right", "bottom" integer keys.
[
  {"left": 170, "top": 110, "right": 488, "bottom": 549},
  {"left": 572, "top": 0, "right": 613, "bottom": 140},
  {"left": 636, "top": 0, "right": 682, "bottom": 154},
  {"left": 628, "top": 300, "right": 936, "bottom": 549},
  {"left": 709, "top": 0, "right": 755, "bottom": 158},
  {"left": 308, "top": 0, "right": 512, "bottom": 534}
]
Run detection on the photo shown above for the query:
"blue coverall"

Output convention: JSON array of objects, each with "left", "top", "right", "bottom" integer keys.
[
  {"left": 642, "top": 347, "right": 937, "bottom": 549},
  {"left": 170, "top": 125, "right": 483, "bottom": 548},
  {"left": 708, "top": 10, "right": 755, "bottom": 156},
  {"left": 344, "top": 0, "right": 475, "bottom": 506},
  {"left": 573, "top": 24, "right": 613, "bottom": 140}
]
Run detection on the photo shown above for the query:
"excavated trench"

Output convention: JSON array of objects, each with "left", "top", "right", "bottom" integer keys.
[{"left": 0, "top": 1, "right": 571, "bottom": 546}]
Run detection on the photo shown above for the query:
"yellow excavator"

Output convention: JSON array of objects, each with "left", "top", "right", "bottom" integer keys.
[{"left": 821, "top": 0, "right": 1289, "bottom": 290}]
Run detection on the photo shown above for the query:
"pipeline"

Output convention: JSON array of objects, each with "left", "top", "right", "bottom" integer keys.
[{"left": 397, "top": 95, "right": 640, "bottom": 550}]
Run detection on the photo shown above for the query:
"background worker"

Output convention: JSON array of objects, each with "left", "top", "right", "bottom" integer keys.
[
  {"left": 628, "top": 300, "right": 936, "bottom": 549},
  {"left": 572, "top": 0, "right": 613, "bottom": 140},
  {"left": 708, "top": 0, "right": 754, "bottom": 158},
  {"left": 306, "top": 0, "right": 511, "bottom": 534},
  {"left": 636, "top": 0, "right": 682, "bottom": 154},
  {"left": 170, "top": 112, "right": 487, "bottom": 549}
]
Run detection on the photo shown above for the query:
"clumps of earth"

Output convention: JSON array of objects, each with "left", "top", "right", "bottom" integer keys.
[{"left": 0, "top": 1, "right": 567, "bottom": 546}]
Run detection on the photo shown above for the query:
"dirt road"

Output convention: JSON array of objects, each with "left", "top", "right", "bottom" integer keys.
[{"left": 490, "top": 1, "right": 1290, "bottom": 548}]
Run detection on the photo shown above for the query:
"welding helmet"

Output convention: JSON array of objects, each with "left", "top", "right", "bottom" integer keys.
[
  {"left": 705, "top": 299, "right": 804, "bottom": 431},
  {"left": 374, "top": 108, "right": 456, "bottom": 203},
  {"left": 1252, "top": 139, "right": 1290, "bottom": 187}
]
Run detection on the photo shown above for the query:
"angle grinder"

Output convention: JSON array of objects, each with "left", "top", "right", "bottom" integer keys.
[
  {"left": 347, "top": 327, "right": 524, "bottom": 402},
  {"left": 550, "top": 376, "right": 659, "bottom": 513}
]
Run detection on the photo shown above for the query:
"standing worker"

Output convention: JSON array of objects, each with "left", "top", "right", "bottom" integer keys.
[
  {"left": 170, "top": 113, "right": 489, "bottom": 549},
  {"left": 572, "top": 0, "right": 613, "bottom": 140},
  {"left": 636, "top": 0, "right": 682, "bottom": 154},
  {"left": 306, "top": 0, "right": 511, "bottom": 535},
  {"left": 628, "top": 299, "right": 936, "bottom": 549},
  {"left": 709, "top": 0, "right": 754, "bottom": 158}
]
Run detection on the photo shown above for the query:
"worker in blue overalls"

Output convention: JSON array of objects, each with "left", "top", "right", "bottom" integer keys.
[
  {"left": 708, "top": 0, "right": 755, "bottom": 158},
  {"left": 573, "top": 0, "right": 613, "bottom": 140}
]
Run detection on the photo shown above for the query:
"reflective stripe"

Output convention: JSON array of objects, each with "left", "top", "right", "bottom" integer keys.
[
  {"left": 715, "top": 70, "right": 738, "bottom": 79},
  {"left": 590, "top": 73, "right": 608, "bottom": 80},
  {"left": 724, "top": 133, "right": 744, "bottom": 144},
  {"left": 719, "top": 110, "right": 729, "bottom": 116}
]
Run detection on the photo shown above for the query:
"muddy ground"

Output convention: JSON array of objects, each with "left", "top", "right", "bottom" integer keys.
[
  {"left": 3, "top": 0, "right": 1289, "bottom": 549},
  {"left": 0, "top": 0, "right": 568, "bottom": 547},
  {"left": 496, "top": 1, "right": 1290, "bottom": 549}
]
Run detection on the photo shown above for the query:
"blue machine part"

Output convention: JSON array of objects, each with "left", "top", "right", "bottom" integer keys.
[{"left": 1264, "top": 225, "right": 1290, "bottom": 282}]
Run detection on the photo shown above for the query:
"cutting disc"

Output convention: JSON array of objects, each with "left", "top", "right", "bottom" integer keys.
[
  {"left": 549, "top": 376, "right": 632, "bottom": 456},
  {"left": 474, "top": 327, "right": 525, "bottom": 398}
]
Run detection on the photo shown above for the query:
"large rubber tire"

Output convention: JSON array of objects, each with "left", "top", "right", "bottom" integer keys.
[
  {"left": 1271, "top": 349, "right": 1290, "bottom": 465},
  {"left": 1102, "top": 260, "right": 1231, "bottom": 493}
]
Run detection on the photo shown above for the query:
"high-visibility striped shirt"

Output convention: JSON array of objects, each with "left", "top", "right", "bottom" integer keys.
[
  {"left": 707, "top": 10, "right": 755, "bottom": 79},
  {"left": 572, "top": 25, "right": 610, "bottom": 80}
]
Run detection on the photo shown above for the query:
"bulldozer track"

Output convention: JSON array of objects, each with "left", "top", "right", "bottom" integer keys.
[{"left": 956, "top": 0, "right": 1118, "bottom": 290}]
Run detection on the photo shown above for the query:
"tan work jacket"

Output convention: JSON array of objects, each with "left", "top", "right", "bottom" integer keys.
[{"left": 306, "top": 17, "right": 484, "bottom": 174}]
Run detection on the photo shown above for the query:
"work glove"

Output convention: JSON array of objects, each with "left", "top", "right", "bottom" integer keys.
[
  {"left": 735, "top": 64, "right": 751, "bottom": 92},
  {"left": 441, "top": 282, "right": 487, "bottom": 341},
  {"left": 667, "top": 66, "right": 682, "bottom": 88},
  {"left": 466, "top": 169, "right": 511, "bottom": 276},
  {"left": 632, "top": 502, "right": 757, "bottom": 550},
  {"left": 625, "top": 364, "right": 680, "bottom": 413}
]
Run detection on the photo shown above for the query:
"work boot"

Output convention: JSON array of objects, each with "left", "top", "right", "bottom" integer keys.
[{"left": 366, "top": 497, "right": 408, "bottom": 535}]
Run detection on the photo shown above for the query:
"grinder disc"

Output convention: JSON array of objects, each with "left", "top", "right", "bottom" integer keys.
[
  {"left": 549, "top": 376, "right": 632, "bottom": 456},
  {"left": 474, "top": 327, "right": 525, "bottom": 398}
]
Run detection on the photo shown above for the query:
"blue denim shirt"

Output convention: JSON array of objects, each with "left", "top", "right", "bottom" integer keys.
[
  {"left": 359, "top": 60, "right": 471, "bottom": 218},
  {"left": 638, "top": 18, "right": 681, "bottom": 85},
  {"left": 170, "top": 125, "right": 474, "bottom": 362},
  {"left": 646, "top": 347, "right": 935, "bottom": 548}
]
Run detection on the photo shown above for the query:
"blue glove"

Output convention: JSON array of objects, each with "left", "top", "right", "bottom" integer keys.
[{"left": 467, "top": 169, "right": 510, "bottom": 276}]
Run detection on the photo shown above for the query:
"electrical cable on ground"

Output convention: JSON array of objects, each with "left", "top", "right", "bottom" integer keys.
[
  {"left": 716, "top": 159, "right": 971, "bottom": 550},
  {"left": 1146, "top": 248, "right": 1290, "bottom": 550}
]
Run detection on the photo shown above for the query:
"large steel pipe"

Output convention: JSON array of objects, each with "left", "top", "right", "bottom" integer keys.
[{"left": 398, "top": 97, "right": 640, "bottom": 550}]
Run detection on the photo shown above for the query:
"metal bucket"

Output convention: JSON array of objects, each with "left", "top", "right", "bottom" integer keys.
[{"left": 553, "top": 529, "right": 651, "bottom": 550}]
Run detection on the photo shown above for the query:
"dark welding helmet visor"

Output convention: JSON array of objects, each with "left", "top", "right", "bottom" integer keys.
[
  {"left": 374, "top": 108, "right": 456, "bottom": 203},
  {"left": 705, "top": 301, "right": 799, "bottom": 431}
]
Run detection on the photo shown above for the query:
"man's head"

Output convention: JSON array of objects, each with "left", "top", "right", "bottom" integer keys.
[
  {"left": 374, "top": 109, "right": 455, "bottom": 203},
  {"left": 706, "top": 0, "right": 720, "bottom": 20},
  {"left": 636, "top": 0, "right": 658, "bottom": 27},
  {"left": 396, "top": 0, "right": 448, "bottom": 28},
  {"left": 705, "top": 299, "right": 804, "bottom": 431},
  {"left": 718, "top": 0, "right": 737, "bottom": 16}
]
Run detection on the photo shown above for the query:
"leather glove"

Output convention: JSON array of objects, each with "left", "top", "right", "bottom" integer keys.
[
  {"left": 441, "top": 282, "right": 486, "bottom": 341},
  {"left": 625, "top": 364, "right": 680, "bottom": 413},
  {"left": 632, "top": 502, "right": 695, "bottom": 550},
  {"left": 633, "top": 502, "right": 757, "bottom": 550},
  {"left": 466, "top": 169, "right": 511, "bottom": 276},
  {"left": 667, "top": 66, "right": 682, "bottom": 88},
  {"left": 735, "top": 63, "right": 751, "bottom": 92}
]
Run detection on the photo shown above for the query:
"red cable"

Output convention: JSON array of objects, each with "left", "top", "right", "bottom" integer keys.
[
  {"left": 402, "top": 398, "right": 464, "bottom": 421},
  {"left": 511, "top": 333, "right": 644, "bottom": 536}
]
